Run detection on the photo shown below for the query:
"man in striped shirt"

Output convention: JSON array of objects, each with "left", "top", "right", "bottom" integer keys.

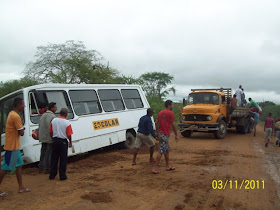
[{"left": 49, "top": 108, "right": 73, "bottom": 181}]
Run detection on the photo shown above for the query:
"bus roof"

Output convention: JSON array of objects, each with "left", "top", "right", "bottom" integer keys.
[{"left": 0, "top": 83, "right": 143, "bottom": 101}]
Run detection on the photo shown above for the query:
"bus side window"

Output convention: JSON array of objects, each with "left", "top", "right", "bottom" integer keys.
[
  {"left": 69, "top": 90, "right": 102, "bottom": 116},
  {"left": 98, "top": 89, "right": 125, "bottom": 112},
  {"left": 121, "top": 89, "right": 144, "bottom": 109}
]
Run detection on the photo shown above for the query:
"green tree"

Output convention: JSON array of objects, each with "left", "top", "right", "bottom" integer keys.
[
  {"left": 0, "top": 77, "right": 38, "bottom": 98},
  {"left": 24, "top": 40, "right": 118, "bottom": 84},
  {"left": 139, "top": 72, "right": 176, "bottom": 99},
  {"left": 112, "top": 75, "right": 139, "bottom": 84}
]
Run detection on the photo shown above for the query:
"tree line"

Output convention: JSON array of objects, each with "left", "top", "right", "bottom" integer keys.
[
  {"left": 0, "top": 40, "right": 176, "bottom": 120},
  {"left": 0, "top": 40, "right": 175, "bottom": 99},
  {"left": 258, "top": 101, "right": 280, "bottom": 122}
]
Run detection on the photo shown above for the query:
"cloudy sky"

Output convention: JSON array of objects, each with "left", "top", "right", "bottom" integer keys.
[{"left": 1, "top": 0, "right": 280, "bottom": 103}]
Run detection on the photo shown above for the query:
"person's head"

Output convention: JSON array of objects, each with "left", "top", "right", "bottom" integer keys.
[
  {"left": 147, "top": 108, "right": 154, "bottom": 116},
  {"left": 60, "top": 108, "right": 68, "bottom": 117},
  {"left": 248, "top": 98, "right": 252, "bottom": 101},
  {"left": 233, "top": 94, "right": 236, "bottom": 98},
  {"left": 48, "top": 102, "right": 57, "bottom": 113},
  {"left": 268, "top": 112, "right": 272, "bottom": 117},
  {"left": 239, "top": 85, "right": 242, "bottom": 89},
  {"left": 242, "top": 88, "right": 244, "bottom": 91},
  {"left": 13, "top": 97, "right": 25, "bottom": 112},
  {"left": 165, "top": 100, "right": 173, "bottom": 110}
]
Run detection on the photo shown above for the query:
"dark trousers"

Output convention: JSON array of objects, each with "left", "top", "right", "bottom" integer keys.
[
  {"left": 50, "top": 138, "right": 68, "bottom": 179},
  {"left": 39, "top": 143, "right": 52, "bottom": 172}
]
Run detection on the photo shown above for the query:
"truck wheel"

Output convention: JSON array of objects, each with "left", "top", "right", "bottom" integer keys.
[
  {"left": 214, "top": 120, "right": 227, "bottom": 139},
  {"left": 123, "top": 132, "right": 136, "bottom": 149},
  {"left": 239, "top": 120, "right": 249, "bottom": 134},
  {"left": 181, "top": 130, "right": 192, "bottom": 137}
]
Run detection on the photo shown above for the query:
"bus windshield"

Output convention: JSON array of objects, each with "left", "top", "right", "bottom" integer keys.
[{"left": 188, "top": 93, "right": 219, "bottom": 105}]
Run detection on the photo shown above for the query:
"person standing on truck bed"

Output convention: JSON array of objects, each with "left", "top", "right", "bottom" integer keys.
[
  {"left": 152, "top": 100, "right": 178, "bottom": 174},
  {"left": 132, "top": 108, "right": 156, "bottom": 165},
  {"left": 0, "top": 98, "right": 30, "bottom": 197},
  {"left": 228, "top": 94, "right": 237, "bottom": 123},
  {"left": 235, "top": 85, "right": 243, "bottom": 106},
  {"left": 264, "top": 113, "right": 274, "bottom": 147}
]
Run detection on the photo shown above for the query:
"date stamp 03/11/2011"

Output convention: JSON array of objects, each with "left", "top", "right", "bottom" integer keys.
[{"left": 212, "top": 180, "right": 265, "bottom": 190}]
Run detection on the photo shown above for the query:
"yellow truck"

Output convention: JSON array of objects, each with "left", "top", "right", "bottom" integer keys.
[{"left": 178, "top": 88, "right": 253, "bottom": 139}]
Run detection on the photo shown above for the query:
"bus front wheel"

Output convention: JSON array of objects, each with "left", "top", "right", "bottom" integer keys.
[{"left": 124, "top": 132, "right": 136, "bottom": 149}]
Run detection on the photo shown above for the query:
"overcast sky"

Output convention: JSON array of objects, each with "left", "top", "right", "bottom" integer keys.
[{"left": 1, "top": 0, "right": 280, "bottom": 103}]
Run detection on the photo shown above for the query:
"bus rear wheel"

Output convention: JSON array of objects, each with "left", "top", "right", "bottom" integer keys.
[{"left": 124, "top": 132, "right": 136, "bottom": 149}]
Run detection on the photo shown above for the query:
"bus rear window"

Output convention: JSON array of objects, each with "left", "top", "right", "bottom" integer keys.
[
  {"left": 69, "top": 90, "right": 102, "bottom": 116},
  {"left": 121, "top": 89, "right": 143, "bottom": 109},
  {"left": 98, "top": 89, "right": 124, "bottom": 112}
]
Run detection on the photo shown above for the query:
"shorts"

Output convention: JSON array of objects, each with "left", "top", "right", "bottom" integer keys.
[
  {"left": 1, "top": 150, "right": 24, "bottom": 171},
  {"left": 276, "top": 131, "right": 280, "bottom": 142},
  {"left": 158, "top": 133, "right": 170, "bottom": 154},
  {"left": 265, "top": 128, "right": 272, "bottom": 140},
  {"left": 253, "top": 122, "right": 258, "bottom": 129},
  {"left": 229, "top": 107, "right": 236, "bottom": 114},
  {"left": 134, "top": 132, "right": 155, "bottom": 148}
]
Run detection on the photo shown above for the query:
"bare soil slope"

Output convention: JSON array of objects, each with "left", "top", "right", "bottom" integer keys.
[{"left": 1, "top": 125, "right": 280, "bottom": 209}]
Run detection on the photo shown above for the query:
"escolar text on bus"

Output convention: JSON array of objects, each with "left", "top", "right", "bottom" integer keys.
[{"left": 92, "top": 118, "right": 120, "bottom": 130}]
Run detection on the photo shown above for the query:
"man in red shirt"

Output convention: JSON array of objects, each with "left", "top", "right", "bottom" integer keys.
[
  {"left": 49, "top": 108, "right": 73, "bottom": 180},
  {"left": 152, "top": 100, "right": 178, "bottom": 174},
  {"left": 264, "top": 112, "right": 274, "bottom": 147}
]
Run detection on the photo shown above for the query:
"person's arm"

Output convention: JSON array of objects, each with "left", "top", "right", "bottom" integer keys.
[
  {"left": 171, "top": 122, "right": 178, "bottom": 142},
  {"left": 155, "top": 119, "right": 159, "bottom": 139},
  {"left": 18, "top": 127, "right": 25, "bottom": 136},
  {"left": 68, "top": 135, "right": 72, "bottom": 148},
  {"left": 264, "top": 119, "right": 266, "bottom": 131},
  {"left": 66, "top": 124, "right": 73, "bottom": 147},
  {"left": 148, "top": 118, "right": 156, "bottom": 138},
  {"left": 49, "top": 123, "right": 53, "bottom": 138}
]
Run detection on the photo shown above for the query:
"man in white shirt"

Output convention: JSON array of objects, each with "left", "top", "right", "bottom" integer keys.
[
  {"left": 49, "top": 108, "right": 73, "bottom": 181},
  {"left": 235, "top": 85, "right": 243, "bottom": 106}
]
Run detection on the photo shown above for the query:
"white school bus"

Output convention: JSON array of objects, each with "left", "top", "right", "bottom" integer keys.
[{"left": 0, "top": 84, "right": 150, "bottom": 164}]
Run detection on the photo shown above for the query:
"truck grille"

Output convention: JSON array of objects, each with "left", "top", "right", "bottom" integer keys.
[{"left": 183, "top": 114, "right": 208, "bottom": 121}]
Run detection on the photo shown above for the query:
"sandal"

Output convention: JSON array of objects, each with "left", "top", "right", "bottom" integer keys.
[
  {"left": 18, "top": 188, "right": 31, "bottom": 193},
  {"left": 166, "top": 166, "right": 175, "bottom": 171},
  {"left": 0, "top": 192, "right": 8, "bottom": 197},
  {"left": 152, "top": 170, "right": 161, "bottom": 174},
  {"left": 132, "top": 162, "right": 136, "bottom": 166}
]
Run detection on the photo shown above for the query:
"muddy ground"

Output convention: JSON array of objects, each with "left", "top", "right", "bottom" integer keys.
[{"left": 1, "top": 125, "right": 280, "bottom": 210}]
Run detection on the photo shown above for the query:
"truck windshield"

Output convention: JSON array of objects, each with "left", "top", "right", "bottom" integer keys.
[{"left": 188, "top": 93, "right": 219, "bottom": 105}]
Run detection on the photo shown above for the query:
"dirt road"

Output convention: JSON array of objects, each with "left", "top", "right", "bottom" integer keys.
[{"left": 1, "top": 125, "right": 280, "bottom": 210}]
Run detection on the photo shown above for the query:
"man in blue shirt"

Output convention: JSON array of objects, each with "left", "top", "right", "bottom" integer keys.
[{"left": 132, "top": 108, "right": 156, "bottom": 165}]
